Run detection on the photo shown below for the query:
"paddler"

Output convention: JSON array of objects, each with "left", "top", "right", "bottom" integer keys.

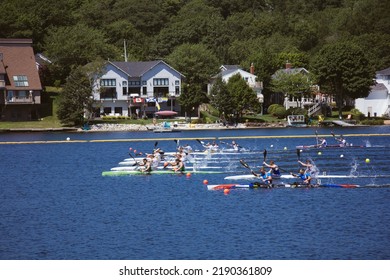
[
  {"left": 298, "top": 159, "right": 313, "bottom": 174},
  {"left": 335, "top": 135, "right": 347, "bottom": 147},
  {"left": 252, "top": 167, "right": 273, "bottom": 185},
  {"left": 172, "top": 157, "right": 185, "bottom": 173},
  {"left": 263, "top": 160, "right": 281, "bottom": 178},
  {"left": 318, "top": 137, "right": 327, "bottom": 148},
  {"left": 291, "top": 169, "right": 312, "bottom": 185},
  {"left": 138, "top": 158, "right": 152, "bottom": 173}
]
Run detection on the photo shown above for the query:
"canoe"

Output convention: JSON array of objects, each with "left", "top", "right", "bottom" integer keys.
[
  {"left": 110, "top": 165, "right": 224, "bottom": 171},
  {"left": 296, "top": 144, "right": 365, "bottom": 149}
]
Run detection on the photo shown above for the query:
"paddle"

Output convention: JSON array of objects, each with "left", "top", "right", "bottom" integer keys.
[
  {"left": 296, "top": 149, "right": 301, "bottom": 161},
  {"left": 128, "top": 152, "right": 139, "bottom": 166},
  {"left": 315, "top": 130, "right": 319, "bottom": 146},
  {"left": 239, "top": 159, "right": 258, "bottom": 177},
  {"left": 263, "top": 149, "right": 267, "bottom": 163},
  {"left": 196, "top": 139, "right": 205, "bottom": 146}
]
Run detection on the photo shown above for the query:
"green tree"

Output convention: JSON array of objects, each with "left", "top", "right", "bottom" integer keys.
[
  {"left": 44, "top": 24, "right": 120, "bottom": 84},
  {"left": 226, "top": 74, "right": 260, "bottom": 121},
  {"left": 178, "top": 83, "right": 207, "bottom": 120},
  {"left": 57, "top": 61, "right": 104, "bottom": 126},
  {"left": 311, "top": 41, "right": 375, "bottom": 118},
  {"left": 209, "top": 76, "right": 234, "bottom": 117},
  {"left": 270, "top": 70, "right": 313, "bottom": 108}
]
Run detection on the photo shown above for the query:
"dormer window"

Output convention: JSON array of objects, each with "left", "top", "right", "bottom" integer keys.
[{"left": 13, "top": 75, "right": 29, "bottom": 87}]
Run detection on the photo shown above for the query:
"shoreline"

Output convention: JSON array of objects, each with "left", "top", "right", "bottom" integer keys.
[{"left": 1, "top": 120, "right": 388, "bottom": 133}]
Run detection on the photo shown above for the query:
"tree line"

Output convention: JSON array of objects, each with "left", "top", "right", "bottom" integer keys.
[{"left": 1, "top": 0, "right": 389, "bottom": 124}]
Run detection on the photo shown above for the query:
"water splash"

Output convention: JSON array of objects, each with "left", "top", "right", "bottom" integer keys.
[{"left": 349, "top": 158, "right": 359, "bottom": 177}]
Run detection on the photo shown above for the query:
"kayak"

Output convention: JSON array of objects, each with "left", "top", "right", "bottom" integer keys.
[
  {"left": 224, "top": 174, "right": 355, "bottom": 180},
  {"left": 102, "top": 170, "right": 226, "bottom": 176},
  {"left": 207, "top": 183, "right": 360, "bottom": 190},
  {"left": 110, "top": 165, "right": 224, "bottom": 171},
  {"left": 296, "top": 144, "right": 365, "bottom": 149}
]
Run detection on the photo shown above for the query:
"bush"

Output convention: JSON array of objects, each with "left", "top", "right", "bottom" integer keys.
[
  {"left": 268, "top": 104, "right": 283, "bottom": 115},
  {"left": 274, "top": 107, "right": 288, "bottom": 119},
  {"left": 360, "top": 119, "right": 384, "bottom": 125},
  {"left": 350, "top": 108, "right": 364, "bottom": 120},
  {"left": 286, "top": 107, "right": 307, "bottom": 116}
]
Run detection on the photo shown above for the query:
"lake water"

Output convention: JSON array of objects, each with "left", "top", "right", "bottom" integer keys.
[{"left": 1, "top": 126, "right": 390, "bottom": 260}]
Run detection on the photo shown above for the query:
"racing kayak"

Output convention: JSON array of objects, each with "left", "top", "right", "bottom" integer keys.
[
  {"left": 296, "top": 144, "right": 365, "bottom": 149},
  {"left": 225, "top": 174, "right": 363, "bottom": 180},
  {"left": 207, "top": 183, "right": 360, "bottom": 190},
  {"left": 102, "top": 170, "right": 226, "bottom": 176},
  {"left": 110, "top": 165, "right": 224, "bottom": 171}
]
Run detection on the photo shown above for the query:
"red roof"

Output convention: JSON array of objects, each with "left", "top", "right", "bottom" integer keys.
[{"left": 0, "top": 38, "right": 42, "bottom": 90}]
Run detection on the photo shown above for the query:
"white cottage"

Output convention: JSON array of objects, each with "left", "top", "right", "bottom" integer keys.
[
  {"left": 355, "top": 67, "right": 390, "bottom": 117},
  {"left": 92, "top": 60, "right": 184, "bottom": 118},
  {"left": 208, "top": 64, "right": 264, "bottom": 113}
]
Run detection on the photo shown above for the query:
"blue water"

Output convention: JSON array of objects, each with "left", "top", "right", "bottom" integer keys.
[{"left": 1, "top": 126, "right": 390, "bottom": 260}]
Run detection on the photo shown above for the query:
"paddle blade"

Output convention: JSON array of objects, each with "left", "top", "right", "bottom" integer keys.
[
  {"left": 239, "top": 159, "right": 250, "bottom": 169},
  {"left": 263, "top": 149, "right": 267, "bottom": 162},
  {"left": 154, "top": 141, "right": 158, "bottom": 147},
  {"left": 196, "top": 139, "right": 204, "bottom": 145},
  {"left": 331, "top": 131, "right": 335, "bottom": 137},
  {"left": 296, "top": 149, "right": 301, "bottom": 160}
]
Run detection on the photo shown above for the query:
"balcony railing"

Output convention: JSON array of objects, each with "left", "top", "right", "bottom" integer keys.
[{"left": 5, "top": 96, "right": 34, "bottom": 104}]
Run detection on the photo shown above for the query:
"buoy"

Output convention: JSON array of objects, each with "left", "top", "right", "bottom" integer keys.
[
  {"left": 186, "top": 172, "right": 191, "bottom": 177},
  {"left": 134, "top": 150, "right": 137, "bottom": 153},
  {"left": 66, "top": 137, "right": 70, "bottom": 141},
  {"left": 318, "top": 151, "right": 322, "bottom": 155},
  {"left": 284, "top": 147, "right": 287, "bottom": 150},
  {"left": 224, "top": 189, "right": 230, "bottom": 195},
  {"left": 270, "top": 144, "right": 274, "bottom": 148},
  {"left": 365, "top": 158, "right": 370, "bottom": 163},
  {"left": 203, "top": 179, "right": 208, "bottom": 185},
  {"left": 340, "top": 154, "right": 344, "bottom": 158},
  {"left": 129, "top": 147, "right": 132, "bottom": 151}
]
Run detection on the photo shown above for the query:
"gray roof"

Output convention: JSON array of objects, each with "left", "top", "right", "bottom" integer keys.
[
  {"left": 377, "top": 67, "right": 390, "bottom": 76},
  {"left": 109, "top": 60, "right": 184, "bottom": 78},
  {"left": 371, "top": 83, "right": 388, "bottom": 91}
]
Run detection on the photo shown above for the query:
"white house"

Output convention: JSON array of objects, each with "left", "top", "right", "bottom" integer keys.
[
  {"left": 355, "top": 67, "right": 390, "bottom": 117},
  {"left": 92, "top": 60, "right": 184, "bottom": 118},
  {"left": 208, "top": 64, "right": 264, "bottom": 113}
]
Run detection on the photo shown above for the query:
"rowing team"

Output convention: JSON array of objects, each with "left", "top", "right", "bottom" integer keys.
[
  {"left": 251, "top": 159, "right": 314, "bottom": 186},
  {"left": 136, "top": 147, "right": 190, "bottom": 173}
]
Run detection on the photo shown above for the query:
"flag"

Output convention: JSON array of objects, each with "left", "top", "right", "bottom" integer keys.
[{"left": 155, "top": 101, "right": 160, "bottom": 111}]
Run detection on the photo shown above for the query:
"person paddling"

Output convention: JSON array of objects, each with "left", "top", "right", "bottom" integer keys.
[
  {"left": 138, "top": 158, "right": 152, "bottom": 173},
  {"left": 172, "top": 158, "right": 185, "bottom": 173},
  {"left": 291, "top": 169, "right": 312, "bottom": 185},
  {"left": 335, "top": 135, "right": 347, "bottom": 147},
  {"left": 252, "top": 167, "right": 273, "bottom": 185},
  {"left": 317, "top": 138, "right": 327, "bottom": 148},
  {"left": 298, "top": 159, "right": 313, "bottom": 174},
  {"left": 263, "top": 160, "right": 281, "bottom": 178}
]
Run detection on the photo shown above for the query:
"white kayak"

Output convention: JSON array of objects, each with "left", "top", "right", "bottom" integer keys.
[
  {"left": 224, "top": 174, "right": 359, "bottom": 180},
  {"left": 111, "top": 165, "right": 225, "bottom": 171}
]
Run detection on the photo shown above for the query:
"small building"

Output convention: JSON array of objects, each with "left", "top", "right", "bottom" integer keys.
[
  {"left": 208, "top": 64, "right": 264, "bottom": 113},
  {"left": 0, "top": 38, "right": 42, "bottom": 121},
  {"left": 92, "top": 60, "right": 184, "bottom": 118},
  {"left": 355, "top": 67, "right": 390, "bottom": 117}
]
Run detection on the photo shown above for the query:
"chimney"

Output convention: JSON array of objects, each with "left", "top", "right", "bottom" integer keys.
[
  {"left": 250, "top": 62, "right": 255, "bottom": 74},
  {"left": 285, "top": 61, "right": 292, "bottom": 69}
]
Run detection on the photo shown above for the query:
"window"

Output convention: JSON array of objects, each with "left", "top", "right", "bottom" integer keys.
[
  {"left": 129, "top": 81, "right": 140, "bottom": 86},
  {"left": 153, "top": 78, "right": 169, "bottom": 86},
  {"left": 142, "top": 87, "right": 147, "bottom": 96},
  {"left": 13, "top": 75, "right": 29, "bottom": 87},
  {"left": 175, "top": 86, "right": 180, "bottom": 95},
  {"left": 100, "top": 79, "right": 116, "bottom": 87},
  {"left": 175, "top": 80, "right": 180, "bottom": 85}
]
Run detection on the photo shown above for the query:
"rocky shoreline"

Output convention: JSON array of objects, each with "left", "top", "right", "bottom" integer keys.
[{"left": 80, "top": 122, "right": 287, "bottom": 132}]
